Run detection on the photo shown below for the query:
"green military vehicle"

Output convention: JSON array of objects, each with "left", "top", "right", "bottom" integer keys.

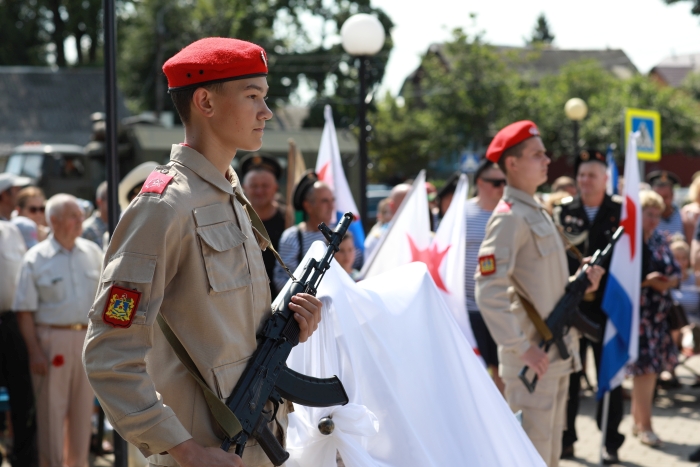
[{"left": 1, "top": 142, "right": 105, "bottom": 201}]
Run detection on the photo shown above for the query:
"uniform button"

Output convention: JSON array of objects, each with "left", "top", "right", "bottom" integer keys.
[{"left": 140, "top": 443, "right": 149, "bottom": 450}]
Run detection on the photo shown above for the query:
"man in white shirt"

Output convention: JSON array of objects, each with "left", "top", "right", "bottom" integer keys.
[{"left": 14, "top": 194, "right": 103, "bottom": 467}]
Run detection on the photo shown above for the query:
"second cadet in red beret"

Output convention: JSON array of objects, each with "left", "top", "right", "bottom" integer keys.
[
  {"left": 475, "top": 120, "right": 605, "bottom": 465},
  {"left": 83, "top": 37, "right": 324, "bottom": 467}
]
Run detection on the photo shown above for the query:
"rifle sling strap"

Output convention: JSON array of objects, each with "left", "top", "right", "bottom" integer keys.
[
  {"left": 156, "top": 314, "right": 243, "bottom": 439},
  {"left": 234, "top": 191, "right": 295, "bottom": 280},
  {"left": 516, "top": 293, "right": 554, "bottom": 342}
]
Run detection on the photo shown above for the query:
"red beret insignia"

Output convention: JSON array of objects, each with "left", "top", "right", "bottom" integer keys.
[
  {"left": 163, "top": 37, "right": 268, "bottom": 91},
  {"left": 479, "top": 255, "right": 496, "bottom": 276},
  {"left": 486, "top": 120, "right": 540, "bottom": 163},
  {"left": 103, "top": 286, "right": 141, "bottom": 328}
]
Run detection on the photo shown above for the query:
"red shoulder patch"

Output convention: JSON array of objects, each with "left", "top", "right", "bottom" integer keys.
[
  {"left": 102, "top": 285, "right": 141, "bottom": 328},
  {"left": 140, "top": 171, "right": 173, "bottom": 195},
  {"left": 478, "top": 254, "right": 496, "bottom": 276},
  {"left": 495, "top": 200, "right": 512, "bottom": 214}
]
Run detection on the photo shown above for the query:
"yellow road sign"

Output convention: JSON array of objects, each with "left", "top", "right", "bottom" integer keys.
[{"left": 625, "top": 108, "right": 661, "bottom": 161}]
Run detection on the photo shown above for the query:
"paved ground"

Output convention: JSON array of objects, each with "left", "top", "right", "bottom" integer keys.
[
  {"left": 3, "top": 350, "right": 700, "bottom": 466},
  {"left": 560, "top": 351, "right": 700, "bottom": 467}
]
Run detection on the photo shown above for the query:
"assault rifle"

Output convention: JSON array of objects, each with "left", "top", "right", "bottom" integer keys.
[
  {"left": 519, "top": 226, "right": 624, "bottom": 393},
  {"left": 220, "top": 213, "right": 353, "bottom": 464}
]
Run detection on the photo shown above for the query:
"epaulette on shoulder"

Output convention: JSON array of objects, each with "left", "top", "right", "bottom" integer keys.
[
  {"left": 611, "top": 194, "right": 623, "bottom": 204},
  {"left": 140, "top": 166, "right": 174, "bottom": 196}
]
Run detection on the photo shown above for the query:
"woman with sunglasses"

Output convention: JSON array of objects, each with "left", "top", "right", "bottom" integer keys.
[
  {"left": 12, "top": 186, "right": 49, "bottom": 248},
  {"left": 465, "top": 158, "right": 507, "bottom": 394}
]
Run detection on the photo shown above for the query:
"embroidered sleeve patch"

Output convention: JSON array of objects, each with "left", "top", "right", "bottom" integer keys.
[
  {"left": 478, "top": 254, "right": 496, "bottom": 276},
  {"left": 103, "top": 285, "right": 141, "bottom": 328},
  {"left": 140, "top": 171, "right": 173, "bottom": 195}
]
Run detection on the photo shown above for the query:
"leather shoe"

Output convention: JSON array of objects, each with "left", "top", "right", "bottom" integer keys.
[
  {"left": 602, "top": 449, "right": 620, "bottom": 465},
  {"left": 560, "top": 445, "right": 574, "bottom": 459}
]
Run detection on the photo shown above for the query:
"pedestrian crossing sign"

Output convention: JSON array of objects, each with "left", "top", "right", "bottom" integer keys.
[{"left": 625, "top": 108, "right": 661, "bottom": 161}]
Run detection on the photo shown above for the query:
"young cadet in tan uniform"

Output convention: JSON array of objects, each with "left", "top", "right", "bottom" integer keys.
[
  {"left": 475, "top": 121, "right": 604, "bottom": 467},
  {"left": 82, "top": 38, "right": 323, "bottom": 467}
]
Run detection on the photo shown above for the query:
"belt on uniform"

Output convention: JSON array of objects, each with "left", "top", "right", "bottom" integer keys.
[{"left": 39, "top": 323, "right": 88, "bottom": 330}]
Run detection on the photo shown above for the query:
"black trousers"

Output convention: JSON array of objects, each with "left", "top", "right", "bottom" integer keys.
[
  {"left": 562, "top": 337, "right": 625, "bottom": 452},
  {"left": 0, "top": 312, "right": 38, "bottom": 467}
]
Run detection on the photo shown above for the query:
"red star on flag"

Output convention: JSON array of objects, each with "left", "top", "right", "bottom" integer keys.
[
  {"left": 619, "top": 195, "right": 637, "bottom": 259},
  {"left": 407, "top": 235, "right": 451, "bottom": 292}
]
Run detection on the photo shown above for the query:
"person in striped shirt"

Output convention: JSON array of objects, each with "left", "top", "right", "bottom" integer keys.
[{"left": 465, "top": 158, "right": 507, "bottom": 394}]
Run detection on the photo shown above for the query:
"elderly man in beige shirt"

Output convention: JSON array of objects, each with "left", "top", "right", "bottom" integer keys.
[{"left": 14, "top": 194, "right": 103, "bottom": 467}]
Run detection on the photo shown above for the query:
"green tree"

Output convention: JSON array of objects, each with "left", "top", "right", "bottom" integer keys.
[
  {"left": 117, "top": 0, "right": 393, "bottom": 122},
  {"left": 370, "top": 29, "right": 520, "bottom": 181},
  {"left": 370, "top": 37, "right": 700, "bottom": 183},
  {"left": 0, "top": 0, "right": 47, "bottom": 65},
  {"left": 528, "top": 13, "right": 555, "bottom": 45}
]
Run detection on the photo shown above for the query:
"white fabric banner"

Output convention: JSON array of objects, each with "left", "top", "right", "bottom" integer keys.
[{"left": 283, "top": 243, "right": 545, "bottom": 467}]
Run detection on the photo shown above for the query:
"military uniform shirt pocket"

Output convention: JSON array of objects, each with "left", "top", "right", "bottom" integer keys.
[
  {"left": 196, "top": 221, "right": 252, "bottom": 293},
  {"left": 529, "top": 221, "right": 558, "bottom": 257}
]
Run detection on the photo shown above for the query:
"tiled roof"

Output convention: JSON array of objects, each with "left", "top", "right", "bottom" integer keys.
[
  {"left": 402, "top": 45, "right": 639, "bottom": 94},
  {"left": 650, "top": 66, "right": 694, "bottom": 87},
  {"left": 0, "top": 66, "right": 129, "bottom": 153}
]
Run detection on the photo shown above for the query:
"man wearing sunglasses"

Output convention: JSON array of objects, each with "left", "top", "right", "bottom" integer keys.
[
  {"left": 553, "top": 149, "right": 623, "bottom": 464},
  {"left": 465, "top": 158, "right": 507, "bottom": 393}
]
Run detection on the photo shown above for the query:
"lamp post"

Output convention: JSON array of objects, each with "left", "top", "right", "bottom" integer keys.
[
  {"left": 341, "top": 13, "right": 385, "bottom": 227},
  {"left": 564, "top": 97, "right": 588, "bottom": 157}
]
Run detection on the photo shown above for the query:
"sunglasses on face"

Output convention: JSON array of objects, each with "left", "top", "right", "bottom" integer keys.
[
  {"left": 27, "top": 206, "right": 45, "bottom": 214},
  {"left": 480, "top": 177, "right": 507, "bottom": 188}
]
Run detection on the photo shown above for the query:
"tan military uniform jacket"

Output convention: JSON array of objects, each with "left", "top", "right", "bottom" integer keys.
[
  {"left": 475, "top": 187, "right": 581, "bottom": 378},
  {"left": 83, "top": 145, "right": 285, "bottom": 467}
]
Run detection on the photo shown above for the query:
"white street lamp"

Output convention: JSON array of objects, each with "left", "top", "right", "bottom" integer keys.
[
  {"left": 564, "top": 98, "right": 588, "bottom": 155},
  {"left": 340, "top": 13, "right": 386, "bottom": 226}
]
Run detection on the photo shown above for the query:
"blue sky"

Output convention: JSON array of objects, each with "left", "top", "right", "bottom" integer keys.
[{"left": 373, "top": 0, "right": 700, "bottom": 94}]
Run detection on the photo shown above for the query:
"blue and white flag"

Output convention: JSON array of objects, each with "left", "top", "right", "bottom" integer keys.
[
  {"left": 599, "top": 132, "right": 641, "bottom": 399},
  {"left": 606, "top": 145, "right": 618, "bottom": 196},
  {"left": 315, "top": 105, "right": 365, "bottom": 254}
]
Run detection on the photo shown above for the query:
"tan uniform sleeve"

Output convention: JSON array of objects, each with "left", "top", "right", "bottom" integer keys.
[
  {"left": 82, "top": 195, "right": 191, "bottom": 457},
  {"left": 475, "top": 213, "right": 531, "bottom": 357}
]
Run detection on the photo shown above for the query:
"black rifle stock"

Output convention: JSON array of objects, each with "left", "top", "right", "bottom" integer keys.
[
  {"left": 519, "top": 226, "right": 624, "bottom": 393},
  {"left": 219, "top": 213, "right": 353, "bottom": 465}
]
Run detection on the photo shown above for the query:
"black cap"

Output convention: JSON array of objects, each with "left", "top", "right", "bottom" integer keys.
[
  {"left": 646, "top": 170, "right": 680, "bottom": 187},
  {"left": 473, "top": 157, "right": 499, "bottom": 182},
  {"left": 574, "top": 148, "right": 607, "bottom": 175},
  {"left": 239, "top": 153, "right": 282, "bottom": 180},
  {"left": 437, "top": 172, "right": 460, "bottom": 200},
  {"left": 292, "top": 169, "right": 319, "bottom": 211}
]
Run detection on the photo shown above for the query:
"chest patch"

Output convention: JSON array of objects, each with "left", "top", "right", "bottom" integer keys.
[
  {"left": 495, "top": 200, "right": 512, "bottom": 214},
  {"left": 102, "top": 285, "right": 141, "bottom": 328},
  {"left": 140, "top": 171, "right": 174, "bottom": 195},
  {"left": 478, "top": 254, "right": 496, "bottom": 276}
]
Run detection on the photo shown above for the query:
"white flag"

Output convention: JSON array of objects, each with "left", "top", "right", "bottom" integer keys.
[
  {"left": 359, "top": 171, "right": 430, "bottom": 278},
  {"left": 432, "top": 174, "right": 479, "bottom": 353}
]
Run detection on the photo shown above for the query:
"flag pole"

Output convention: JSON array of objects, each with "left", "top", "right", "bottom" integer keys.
[
  {"left": 286, "top": 138, "right": 297, "bottom": 228},
  {"left": 599, "top": 390, "right": 611, "bottom": 465}
]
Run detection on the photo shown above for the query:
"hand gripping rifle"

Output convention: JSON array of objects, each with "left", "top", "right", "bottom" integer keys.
[
  {"left": 518, "top": 226, "right": 624, "bottom": 393},
  {"left": 219, "top": 213, "right": 353, "bottom": 465}
]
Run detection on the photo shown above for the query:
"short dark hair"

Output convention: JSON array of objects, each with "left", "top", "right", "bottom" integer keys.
[
  {"left": 170, "top": 82, "right": 224, "bottom": 124},
  {"left": 497, "top": 139, "right": 528, "bottom": 174}
]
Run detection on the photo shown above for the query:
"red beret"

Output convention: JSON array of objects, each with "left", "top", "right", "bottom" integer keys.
[
  {"left": 163, "top": 37, "right": 268, "bottom": 91},
  {"left": 485, "top": 120, "right": 540, "bottom": 163}
]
